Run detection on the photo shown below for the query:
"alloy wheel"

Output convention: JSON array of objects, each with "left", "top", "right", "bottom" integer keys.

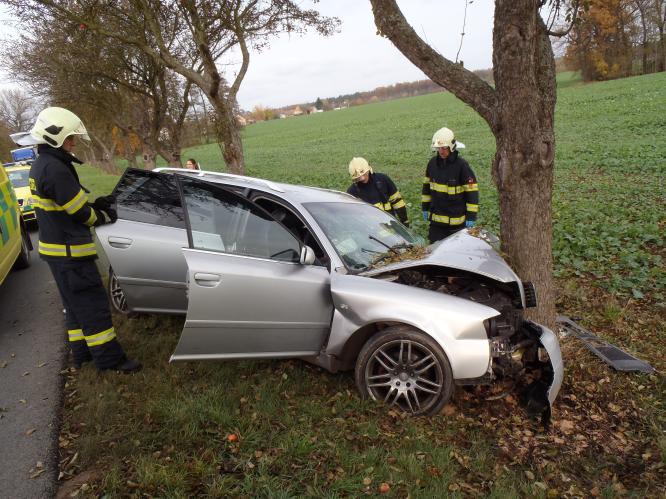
[{"left": 364, "top": 339, "right": 444, "bottom": 414}]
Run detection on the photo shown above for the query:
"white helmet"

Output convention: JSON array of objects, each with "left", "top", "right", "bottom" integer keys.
[
  {"left": 431, "top": 127, "right": 457, "bottom": 151},
  {"left": 30, "top": 107, "right": 90, "bottom": 148},
  {"left": 348, "top": 157, "right": 373, "bottom": 180}
]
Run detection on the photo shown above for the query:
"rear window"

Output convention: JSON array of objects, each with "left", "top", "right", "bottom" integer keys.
[{"left": 113, "top": 169, "right": 185, "bottom": 228}]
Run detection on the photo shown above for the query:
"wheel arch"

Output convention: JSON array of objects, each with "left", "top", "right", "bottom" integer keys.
[{"left": 336, "top": 321, "right": 436, "bottom": 371}]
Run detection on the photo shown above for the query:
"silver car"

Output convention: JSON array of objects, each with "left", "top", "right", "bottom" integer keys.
[{"left": 95, "top": 168, "right": 563, "bottom": 416}]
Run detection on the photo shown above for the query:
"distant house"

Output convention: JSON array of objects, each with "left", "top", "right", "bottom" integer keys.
[
  {"left": 279, "top": 113, "right": 287, "bottom": 119},
  {"left": 307, "top": 106, "right": 317, "bottom": 115},
  {"left": 292, "top": 106, "right": 303, "bottom": 116},
  {"left": 236, "top": 115, "right": 247, "bottom": 127}
]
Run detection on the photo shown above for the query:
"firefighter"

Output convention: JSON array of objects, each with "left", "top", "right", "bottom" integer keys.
[
  {"left": 28, "top": 107, "right": 141, "bottom": 373},
  {"left": 422, "top": 127, "right": 479, "bottom": 243},
  {"left": 347, "top": 157, "right": 409, "bottom": 226}
]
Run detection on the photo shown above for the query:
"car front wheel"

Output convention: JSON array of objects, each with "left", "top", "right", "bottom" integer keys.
[
  {"left": 355, "top": 326, "right": 454, "bottom": 416},
  {"left": 108, "top": 267, "right": 129, "bottom": 314}
]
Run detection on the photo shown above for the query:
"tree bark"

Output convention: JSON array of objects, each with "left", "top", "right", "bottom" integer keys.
[
  {"left": 370, "top": 0, "right": 557, "bottom": 327},
  {"left": 210, "top": 96, "right": 245, "bottom": 174}
]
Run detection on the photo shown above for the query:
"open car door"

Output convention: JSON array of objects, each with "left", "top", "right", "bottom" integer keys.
[
  {"left": 96, "top": 168, "right": 189, "bottom": 313},
  {"left": 171, "top": 176, "right": 334, "bottom": 361}
]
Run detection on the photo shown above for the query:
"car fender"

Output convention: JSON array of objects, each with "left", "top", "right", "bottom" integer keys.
[{"left": 327, "top": 272, "right": 500, "bottom": 379}]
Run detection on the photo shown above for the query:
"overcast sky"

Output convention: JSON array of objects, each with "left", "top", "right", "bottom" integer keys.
[
  {"left": 1, "top": 1, "right": 496, "bottom": 111},
  {"left": 235, "top": 0, "right": 495, "bottom": 110}
]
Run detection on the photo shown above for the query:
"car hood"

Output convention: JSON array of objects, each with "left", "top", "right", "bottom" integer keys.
[{"left": 360, "top": 229, "right": 521, "bottom": 284}]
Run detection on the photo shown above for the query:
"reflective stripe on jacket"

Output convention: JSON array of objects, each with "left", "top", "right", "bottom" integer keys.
[
  {"left": 347, "top": 172, "right": 409, "bottom": 225},
  {"left": 29, "top": 145, "right": 99, "bottom": 260},
  {"left": 421, "top": 151, "right": 479, "bottom": 227}
]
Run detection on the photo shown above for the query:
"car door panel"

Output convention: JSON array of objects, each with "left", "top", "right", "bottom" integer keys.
[
  {"left": 171, "top": 249, "right": 332, "bottom": 360},
  {"left": 96, "top": 221, "right": 188, "bottom": 313},
  {"left": 97, "top": 168, "right": 188, "bottom": 314},
  {"left": 170, "top": 176, "right": 334, "bottom": 361}
]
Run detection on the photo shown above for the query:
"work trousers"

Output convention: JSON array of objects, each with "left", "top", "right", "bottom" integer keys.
[
  {"left": 428, "top": 224, "right": 463, "bottom": 244},
  {"left": 47, "top": 259, "right": 126, "bottom": 369}
]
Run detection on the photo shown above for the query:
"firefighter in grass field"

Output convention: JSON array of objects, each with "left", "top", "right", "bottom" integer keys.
[
  {"left": 347, "top": 157, "right": 410, "bottom": 226},
  {"left": 28, "top": 107, "right": 141, "bottom": 373},
  {"left": 422, "top": 127, "right": 479, "bottom": 243}
]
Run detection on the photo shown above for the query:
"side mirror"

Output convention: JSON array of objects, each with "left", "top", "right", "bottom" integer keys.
[{"left": 299, "top": 245, "right": 316, "bottom": 265}]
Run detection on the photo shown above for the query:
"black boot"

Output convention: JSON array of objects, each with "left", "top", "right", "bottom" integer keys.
[{"left": 113, "top": 358, "right": 142, "bottom": 373}]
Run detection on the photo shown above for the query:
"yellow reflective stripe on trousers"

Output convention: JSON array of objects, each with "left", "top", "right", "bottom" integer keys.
[
  {"left": 466, "top": 203, "right": 479, "bottom": 212},
  {"left": 423, "top": 177, "right": 430, "bottom": 183},
  {"left": 430, "top": 182, "right": 465, "bottom": 195},
  {"left": 388, "top": 191, "right": 402, "bottom": 203},
  {"left": 392, "top": 199, "right": 406, "bottom": 209},
  {"left": 86, "top": 327, "right": 116, "bottom": 347},
  {"left": 68, "top": 329, "right": 85, "bottom": 342},
  {"left": 32, "top": 195, "right": 65, "bottom": 211},
  {"left": 38, "top": 241, "right": 97, "bottom": 258},
  {"left": 62, "top": 189, "right": 89, "bottom": 215},
  {"left": 464, "top": 183, "right": 479, "bottom": 192},
  {"left": 431, "top": 214, "right": 466, "bottom": 225},
  {"left": 421, "top": 194, "right": 432, "bottom": 202},
  {"left": 84, "top": 209, "right": 98, "bottom": 227}
]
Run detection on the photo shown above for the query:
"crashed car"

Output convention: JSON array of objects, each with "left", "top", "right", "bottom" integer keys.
[{"left": 96, "top": 168, "right": 563, "bottom": 416}]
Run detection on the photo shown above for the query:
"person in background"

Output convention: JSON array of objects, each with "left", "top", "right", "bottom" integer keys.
[
  {"left": 347, "top": 157, "right": 409, "bottom": 226},
  {"left": 421, "top": 127, "right": 479, "bottom": 243},
  {"left": 29, "top": 107, "right": 141, "bottom": 373},
  {"left": 185, "top": 158, "right": 200, "bottom": 170}
]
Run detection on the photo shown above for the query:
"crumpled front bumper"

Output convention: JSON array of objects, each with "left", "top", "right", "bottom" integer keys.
[{"left": 531, "top": 321, "right": 564, "bottom": 405}]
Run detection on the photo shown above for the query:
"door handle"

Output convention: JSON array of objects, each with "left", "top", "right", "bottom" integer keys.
[
  {"left": 194, "top": 273, "right": 221, "bottom": 287},
  {"left": 108, "top": 236, "right": 132, "bottom": 249}
]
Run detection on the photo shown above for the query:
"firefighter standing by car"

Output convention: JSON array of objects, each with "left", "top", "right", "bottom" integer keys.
[
  {"left": 347, "top": 157, "right": 409, "bottom": 226},
  {"left": 421, "top": 127, "right": 479, "bottom": 243},
  {"left": 28, "top": 107, "right": 141, "bottom": 373}
]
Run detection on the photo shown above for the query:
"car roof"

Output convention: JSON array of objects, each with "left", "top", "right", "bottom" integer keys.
[{"left": 154, "top": 168, "right": 359, "bottom": 205}]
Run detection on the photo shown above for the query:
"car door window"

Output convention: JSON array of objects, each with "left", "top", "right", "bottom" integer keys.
[
  {"left": 179, "top": 177, "right": 301, "bottom": 263},
  {"left": 113, "top": 168, "right": 185, "bottom": 228}
]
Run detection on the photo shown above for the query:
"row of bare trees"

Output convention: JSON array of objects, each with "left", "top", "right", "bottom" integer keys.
[
  {"left": 564, "top": 0, "right": 665, "bottom": 80},
  {"left": 2, "top": 0, "right": 338, "bottom": 173}
]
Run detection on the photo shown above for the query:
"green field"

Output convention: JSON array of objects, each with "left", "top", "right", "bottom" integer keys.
[{"left": 63, "top": 72, "right": 666, "bottom": 497}]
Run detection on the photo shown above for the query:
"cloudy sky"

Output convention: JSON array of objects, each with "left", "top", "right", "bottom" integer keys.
[
  {"left": 235, "top": 0, "right": 495, "bottom": 110},
  {"left": 1, "top": 1, "right": 496, "bottom": 111}
]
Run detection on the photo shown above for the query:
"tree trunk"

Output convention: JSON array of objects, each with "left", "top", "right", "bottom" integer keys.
[
  {"left": 492, "top": 0, "right": 556, "bottom": 328},
  {"left": 368, "top": 0, "right": 558, "bottom": 327},
  {"left": 142, "top": 146, "right": 157, "bottom": 170},
  {"left": 209, "top": 96, "right": 245, "bottom": 175}
]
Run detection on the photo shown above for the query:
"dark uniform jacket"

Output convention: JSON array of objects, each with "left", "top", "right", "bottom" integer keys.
[
  {"left": 29, "top": 145, "right": 101, "bottom": 260},
  {"left": 347, "top": 172, "right": 409, "bottom": 225},
  {"left": 421, "top": 151, "right": 479, "bottom": 227}
]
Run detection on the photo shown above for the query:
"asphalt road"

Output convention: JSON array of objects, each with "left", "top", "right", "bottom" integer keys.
[{"left": 0, "top": 229, "right": 65, "bottom": 499}]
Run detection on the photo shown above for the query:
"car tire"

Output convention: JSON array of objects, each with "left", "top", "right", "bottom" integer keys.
[
  {"left": 108, "top": 267, "right": 130, "bottom": 315},
  {"left": 13, "top": 228, "right": 31, "bottom": 270},
  {"left": 355, "top": 326, "right": 454, "bottom": 416}
]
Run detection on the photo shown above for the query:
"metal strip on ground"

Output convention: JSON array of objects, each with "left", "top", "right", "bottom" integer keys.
[{"left": 556, "top": 315, "right": 655, "bottom": 373}]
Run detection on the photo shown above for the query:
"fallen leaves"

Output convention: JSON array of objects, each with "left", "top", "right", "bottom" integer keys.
[{"left": 29, "top": 461, "right": 44, "bottom": 479}]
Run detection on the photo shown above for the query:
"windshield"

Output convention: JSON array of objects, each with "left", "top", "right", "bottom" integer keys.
[
  {"left": 305, "top": 202, "right": 425, "bottom": 271},
  {"left": 7, "top": 169, "right": 30, "bottom": 188}
]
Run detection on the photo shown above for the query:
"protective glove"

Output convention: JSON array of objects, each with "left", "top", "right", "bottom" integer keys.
[
  {"left": 92, "top": 206, "right": 118, "bottom": 226},
  {"left": 92, "top": 194, "right": 116, "bottom": 211},
  {"left": 422, "top": 211, "right": 429, "bottom": 221},
  {"left": 465, "top": 220, "right": 476, "bottom": 228}
]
